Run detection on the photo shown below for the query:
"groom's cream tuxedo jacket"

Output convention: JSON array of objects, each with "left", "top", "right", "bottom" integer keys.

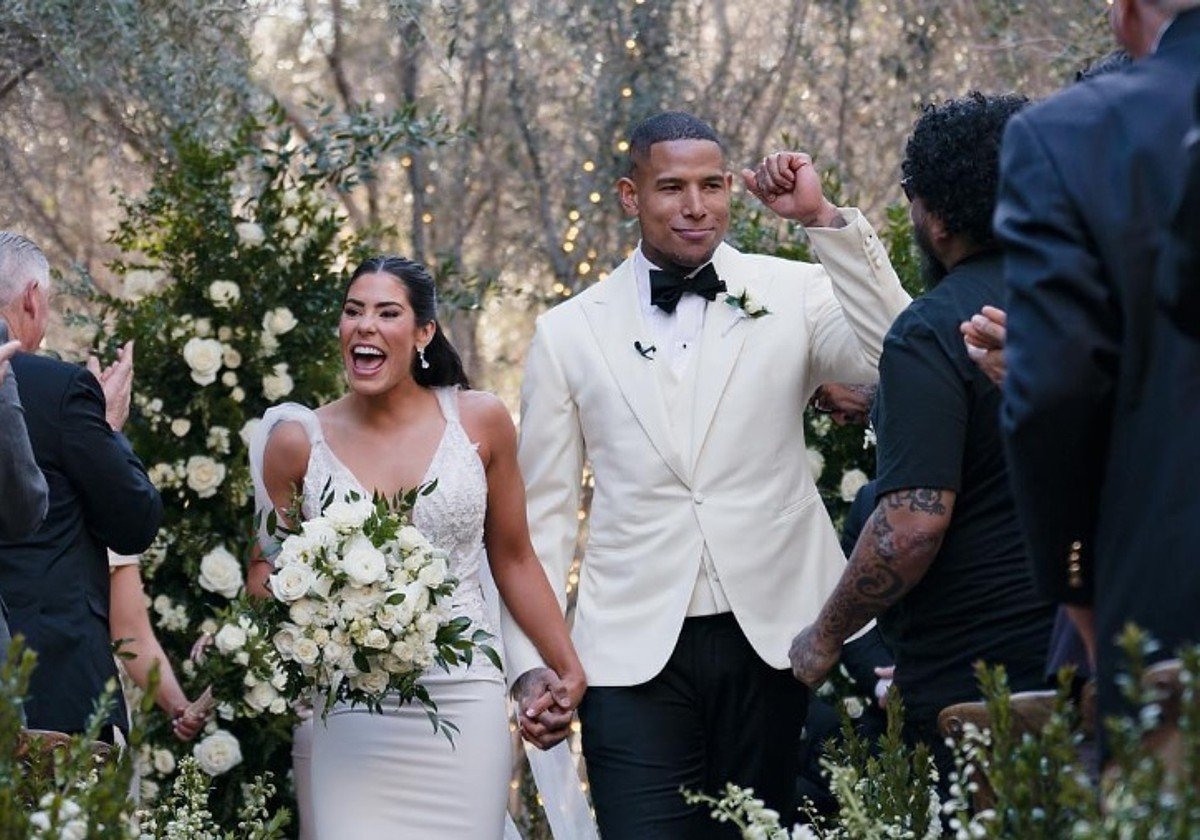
[{"left": 503, "top": 210, "right": 910, "bottom": 687}]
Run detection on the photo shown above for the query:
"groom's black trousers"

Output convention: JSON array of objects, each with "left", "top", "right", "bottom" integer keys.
[{"left": 578, "top": 613, "right": 809, "bottom": 839}]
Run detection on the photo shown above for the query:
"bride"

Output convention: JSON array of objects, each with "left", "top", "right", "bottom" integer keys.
[{"left": 248, "top": 256, "right": 586, "bottom": 839}]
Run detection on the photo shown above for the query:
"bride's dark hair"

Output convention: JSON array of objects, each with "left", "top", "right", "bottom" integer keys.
[{"left": 346, "top": 256, "right": 470, "bottom": 389}]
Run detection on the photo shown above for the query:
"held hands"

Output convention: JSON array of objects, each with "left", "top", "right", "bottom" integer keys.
[
  {"left": 511, "top": 666, "right": 587, "bottom": 750},
  {"left": 960, "top": 306, "right": 1007, "bottom": 387},
  {"left": 741, "top": 152, "right": 844, "bottom": 228},
  {"left": 788, "top": 624, "right": 842, "bottom": 688},
  {"left": 86, "top": 340, "right": 135, "bottom": 432},
  {"left": 170, "top": 687, "right": 215, "bottom": 742}
]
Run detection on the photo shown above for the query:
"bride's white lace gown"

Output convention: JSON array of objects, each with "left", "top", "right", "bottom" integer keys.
[{"left": 253, "top": 388, "right": 510, "bottom": 839}]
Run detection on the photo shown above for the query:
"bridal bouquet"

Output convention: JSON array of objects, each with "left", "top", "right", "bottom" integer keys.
[{"left": 265, "top": 484, "right": 496, "bottom": 736}]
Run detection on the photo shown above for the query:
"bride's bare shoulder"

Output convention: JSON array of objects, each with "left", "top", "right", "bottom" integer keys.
[{"left": 457, "top": 389, "right": 514, "bottom": 427}]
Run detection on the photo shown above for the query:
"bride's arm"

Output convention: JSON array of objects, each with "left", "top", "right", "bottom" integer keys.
[
  {"left": 469, "top": 395, "right": 587, "bottom": 713},
  {"left": 249, "top": 422, "right": 311, "bottom": 597}
]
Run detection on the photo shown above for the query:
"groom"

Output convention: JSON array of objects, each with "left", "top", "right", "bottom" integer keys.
[{"left": 504, "top": 112, "right": 909, "bottom": 837}]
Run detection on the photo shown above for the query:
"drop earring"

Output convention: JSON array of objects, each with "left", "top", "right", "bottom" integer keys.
[{"left": 418, "top": 346, "right": 430, "bottom": 370}]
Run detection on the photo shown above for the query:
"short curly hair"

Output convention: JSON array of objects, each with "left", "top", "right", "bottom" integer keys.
[{"left": 901, "top": 92, "right": 1029, "bottom": 247}]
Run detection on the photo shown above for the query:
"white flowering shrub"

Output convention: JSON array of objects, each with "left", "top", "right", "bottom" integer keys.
[{"left": 86, "top": 108, "right": 451, "bottom": 824}]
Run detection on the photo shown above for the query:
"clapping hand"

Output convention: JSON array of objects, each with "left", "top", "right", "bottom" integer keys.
[
  {"left": 0, "top": 339, "right": 20, "bottom": 386},
  {"left": 86, "top": 340, "right": 135, "bottom": 432},
  {"left": 960, "top": 306, "right": 1007, "bottom": 386},
  {"left": 511, "top": 666, "right": 585, "bottom": 750},
  {"left": 741, "top": 152, "right": 844, "bottom": 228}
]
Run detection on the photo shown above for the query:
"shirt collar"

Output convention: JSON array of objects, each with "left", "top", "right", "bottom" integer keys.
[{"left": 1151, "top": 15, "right": 1177, "bottom": 53}]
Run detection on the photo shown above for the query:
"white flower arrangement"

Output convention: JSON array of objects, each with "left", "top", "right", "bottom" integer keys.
[{"left": 263, "top": 485, "right": 496, "bottom": 734}]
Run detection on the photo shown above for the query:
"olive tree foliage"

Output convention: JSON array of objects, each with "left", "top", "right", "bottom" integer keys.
[{"left": 0, "top": 0, "right": 256, "bottom": 280}]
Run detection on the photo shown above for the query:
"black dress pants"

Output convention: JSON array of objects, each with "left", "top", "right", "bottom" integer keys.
[{"left": 578, "top": 613, "right": 809, "bottom": 839}]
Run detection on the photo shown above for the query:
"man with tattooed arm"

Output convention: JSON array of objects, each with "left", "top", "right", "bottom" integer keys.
[{"left": 787, "top": 94, "right": 1055, "bottom": 780}]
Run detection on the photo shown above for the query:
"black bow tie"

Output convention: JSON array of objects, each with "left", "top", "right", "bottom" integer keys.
[{"left": 649, "top": 262, "right": 726, "bottom": 314}]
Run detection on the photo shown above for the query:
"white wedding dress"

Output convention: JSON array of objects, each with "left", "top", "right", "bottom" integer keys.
[{"left": 251, "top": 388, "right": 511, "bottom": 839}]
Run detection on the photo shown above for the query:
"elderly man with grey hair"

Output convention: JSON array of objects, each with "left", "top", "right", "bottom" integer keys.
[{"left": 0, "top": 231, "right": 162, "bottom": 740}]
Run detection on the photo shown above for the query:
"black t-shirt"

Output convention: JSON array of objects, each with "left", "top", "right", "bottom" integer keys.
[{"left": 870, "top": 252, "right": 1054, "bottom": 720}]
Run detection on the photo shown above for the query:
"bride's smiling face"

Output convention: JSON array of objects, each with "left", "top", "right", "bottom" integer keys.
[{"left": 339, "top": 271, "right": 434, "bottom": 395}]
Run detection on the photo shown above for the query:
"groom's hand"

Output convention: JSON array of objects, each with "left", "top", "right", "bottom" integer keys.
[
  {"left": 741, "top": 152, "right": 845, "bottom": 228},
  {"left": 512, "top": 667, "right": 575, "bottom": 750}
]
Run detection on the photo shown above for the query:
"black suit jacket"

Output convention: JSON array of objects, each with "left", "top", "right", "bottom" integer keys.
[
  {"left": 995, "top": 10, "right": 1200, "bottom": 714},
  {"left": 0, "top": 353, "right": 163, "bottom": 733},
  {"left": 1158, "top": 81, "right": 1200, "bottom": 334}
]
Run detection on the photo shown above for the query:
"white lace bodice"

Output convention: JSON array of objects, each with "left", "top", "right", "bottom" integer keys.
[{"left": 250, "top": 388, "right": 499, "bottom": 675}]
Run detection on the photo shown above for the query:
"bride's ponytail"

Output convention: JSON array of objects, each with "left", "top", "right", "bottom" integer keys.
[{"left": 347, "top": 256, "right": 470, "bottom": 389}]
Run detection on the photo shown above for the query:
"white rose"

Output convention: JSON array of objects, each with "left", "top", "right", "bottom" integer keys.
[
  {"left": 390, "top": 639, "right": 414, "bottom": 663},
  {"left": 272, "top": 627, "right": 297, "bottom": 658},
  {"left": 152, "top": 748, "right": 176, "bottom": 775},
  {"left": 148, "top": 462, "right": 177, "bottom": 489},
  {"left": 262, "top": 307, "right": 298, "bottom": 336},
  {"left": 194, "top": 318, "right": 213, "bottom": 337},
  {"left": 221, "top": 371, "right": 239, "bottom": 387},
  {"left": 271, "top": 564, "right": 316, "bottom": 603},
  {"left": 260, "top": 331, "right": 280, "bottom": 356},
  {"left": 843, "top": 696, "right": 865, "bottom": 720},
  {"left": 396, "top": 525, "right": 429, "bottom": 553},
  {"left": 221, "top": 344, "right": 242, "bottom": 369},
  {"left": 170, "top": 418, "right": 191, "bottom": 437},
  {"left": 185, "top": 455, "right": 226, "bottom": 498},
  {"left": 198, "top": 546, "right": 243, "bottom": 599},
  {"left": 417, "top": 555, "right": 448, "bottom": 588},
  {"left": 288, "top": 598, "right": 320, "bottom": 628},
  {"left": 340, "top": 535, "right": 387, "bottom": 587},
  {"left": 239, "top": 418, "right": 260, "bottom": 447},
  {"left": 213, "top": 624, "right": 248, "bottom": 653},
  {"left": 199, "top": 618, "right": 219, "bottom": 636},
  {"left": 311, "top": 573, "right": 334, "bottom": 599},
  {"left": 245, "top": 680, "right": 279, "bottom": 713},
  {"left": 218, "top": 326, "right": 233, "bottom": 341},
  {"left": 262, "top": 362, "right": 294, "bottom": 401},
  {"left": 208, "top": 280, "right": 241, "bottom": 308},
  {"left": 807, "top": 448, "right": 825, "bottom": 482},
  {"left": 182, "top": 337, "right": 223, "bottom": 386},
  {"left": 206, "top": 426, "right": 231, "bottom": 455},
  {"left": 193, "top": 729, "right": 243, "bottom": 775},
  {"left": 123, "top": 269, "right": 165, "bottom": 301},
  {"left": 235, "top": 222, "right": 266, "bottom": 248},
  {"left": 231, "top": 386, "right": 246, "bottom": 403},
  {"left": 415, "top": 612, "right": 439, "bottom": 640},
  {"left": 375, "top": 604, "right": 401, "bottom": 630},
  {"left": 300, "top": 518, "right": 339, "bottom": 552},
  {"left": 354, "top": 669, "right": 389, "bottom": 694},
  {"left": 839, "top": 468, "right": 870, "bottom": 503},
  {"left": 324, "top": 640, "right": 348, "bottom": 668},
  {"left": 364, "top": 628, "right": 389, "bottom": 650},
  {"left": 324, "top": 499, "right": 373, "bottom": 532},
  {"left": 280, "top": 217, "right": 300, "bottom": 236},
  {"left": 292, "top": 638, "right": 320, "bottom": 666}
]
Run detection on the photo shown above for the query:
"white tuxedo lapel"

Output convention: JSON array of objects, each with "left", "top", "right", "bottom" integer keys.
[
  {"left": 581, "top": 263, "right": 690, "bottom": 486},
  {"left": 692, "top": 244, "right": 756, "bottom": 466}
]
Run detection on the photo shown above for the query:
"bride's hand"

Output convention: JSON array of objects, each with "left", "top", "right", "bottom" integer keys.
[{"left": 512, "top": 667, "right": 584, "bottom": 750}]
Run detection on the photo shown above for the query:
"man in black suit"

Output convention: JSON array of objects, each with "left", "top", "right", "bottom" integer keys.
[
  {"left": 1158, "top": 81, "right": 1200, "bottom": 334},
  {"left": 995, "top": 0, "right": 1200, "bottom": 720},
  {"left": 0, "top": 232, "right": 163, "bottom": 738}
]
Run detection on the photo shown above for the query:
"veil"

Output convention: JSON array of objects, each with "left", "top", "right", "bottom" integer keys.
[{"left": 250, "top": 408, "right": 598, "bottom": 839}]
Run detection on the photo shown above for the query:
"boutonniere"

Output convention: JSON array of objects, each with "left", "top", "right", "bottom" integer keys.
[{"left": 724, "top": 289, "right": 771, "bottom": 319}]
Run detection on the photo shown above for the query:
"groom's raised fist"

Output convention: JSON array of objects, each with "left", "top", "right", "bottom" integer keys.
[{"left": 741, "top": 151, "right": 845, "bottom": 229}]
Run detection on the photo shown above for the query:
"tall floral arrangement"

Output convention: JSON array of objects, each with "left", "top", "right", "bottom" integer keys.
[{"left": 90, "top": 107, "right": 453, "bottom": 822}]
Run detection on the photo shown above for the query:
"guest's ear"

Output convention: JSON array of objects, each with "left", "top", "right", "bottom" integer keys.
[{"left": 617, "top": 177, "right": 639, "bottom": 217}]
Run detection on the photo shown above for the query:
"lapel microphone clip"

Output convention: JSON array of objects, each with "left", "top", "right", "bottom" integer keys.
[{"left": 634, "top": 340, "right": 657, "bottom": 359}]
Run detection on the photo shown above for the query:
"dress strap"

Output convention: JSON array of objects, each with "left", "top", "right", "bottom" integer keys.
[
  {"left": 248, "top": 402, "right": 323, "bottom": 554},
  {"left": 434, "top": 387, "right": 462, "bottom": 425}
]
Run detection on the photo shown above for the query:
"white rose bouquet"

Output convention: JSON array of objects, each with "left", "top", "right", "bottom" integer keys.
[
  {"left": 264, "top": 483, "right": 495, "bottom": 737},
  {"left": 188, "top": 598, "right": 293, "bottom": 722}
]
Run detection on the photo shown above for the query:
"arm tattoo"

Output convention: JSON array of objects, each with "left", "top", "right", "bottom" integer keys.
[{"left": 814, "top": 489, "right": 949, "bottom": 647}]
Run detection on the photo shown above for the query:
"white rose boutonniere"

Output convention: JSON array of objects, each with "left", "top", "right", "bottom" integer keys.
[{"left": 724, "top": 289, "right": 771, "bottom": 319}]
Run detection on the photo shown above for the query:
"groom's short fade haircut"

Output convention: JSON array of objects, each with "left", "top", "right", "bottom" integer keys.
[{"left": 626, "top": 112, "right": 725, "bottom": 176}]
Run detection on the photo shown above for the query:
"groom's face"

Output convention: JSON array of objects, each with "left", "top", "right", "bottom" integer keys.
[{"left": 618, "top": 139, "right": 732, "bottom": 271}]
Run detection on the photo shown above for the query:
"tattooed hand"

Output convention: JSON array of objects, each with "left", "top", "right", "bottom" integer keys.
[{"left": 789, "top": 624, "right": 842, "bottom": 687}]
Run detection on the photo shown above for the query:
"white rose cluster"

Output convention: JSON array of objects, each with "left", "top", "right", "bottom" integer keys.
[{"left": 266, "top": 494, "right": 477, "bottom": 712}]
